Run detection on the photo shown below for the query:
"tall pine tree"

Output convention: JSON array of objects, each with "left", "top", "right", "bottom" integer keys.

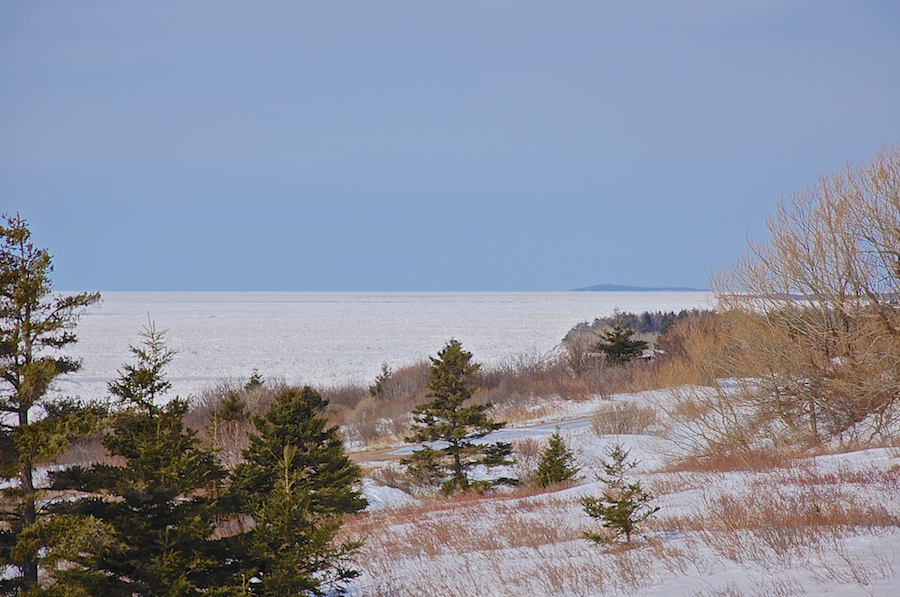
[
  {"left": 402, "top": 339, "right": 513, "bottom": 493},
  {"left": 229, "top": 385, "right": 366, "bottom": 596},
  {"left": 49, "top": 324, "right": 230, "bottom": 596},
  {"left": 0, "top": 213, "right": 100, "bottom": 595}
]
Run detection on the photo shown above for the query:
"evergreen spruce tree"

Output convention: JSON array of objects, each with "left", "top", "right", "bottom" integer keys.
[
  {"left": 368, "top": 362, "right": 392, "bottom": 400},
  {"left": 401, "top": 339, "right": 513, "bottom": 494},
  {"left": 244, "top": 369, "right": 264, "bottom": 391},
  {"left": 594, "top": 311, "right": 649, "bottom": 365},
  {"left": 216, "top": 390, "right": 247, "bottom": 423},
  {"left": 49, "top": 324, "right": 230, "bottom": 596},
  {"left": 581, "top": 443, "right": 658, "bottom": 546},
  {"left": 229, "top": 385, "right": 367, "bottom": 596},
  {"left": 534, "top": 427, "right": 580, "bottom": 487},
  {"left": 0, "top": 213, "right": 101, "bottom": 595}
]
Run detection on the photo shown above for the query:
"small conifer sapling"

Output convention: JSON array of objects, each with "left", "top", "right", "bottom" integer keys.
[
  {"left": 582, "top": 443, "right": 658, "bottom": 546},
  {"left": 534, "top": 427, "right": 580, "bottom": 487},
  {"left": 245, "top": 369, "right": 264, "bottom": 390}
]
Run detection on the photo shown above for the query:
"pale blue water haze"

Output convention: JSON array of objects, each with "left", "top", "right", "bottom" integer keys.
[{"left": 58, "top": 291, "right": 713, "bottom": 401}]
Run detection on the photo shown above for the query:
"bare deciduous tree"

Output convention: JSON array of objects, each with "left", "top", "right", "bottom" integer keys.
[{"left": 670, "top": 147, "right": 900, "bottom": 451}]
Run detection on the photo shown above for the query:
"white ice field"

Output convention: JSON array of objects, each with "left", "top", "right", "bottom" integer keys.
[{"left": 57, "top": 291, "right": 712, "bottom": 402}]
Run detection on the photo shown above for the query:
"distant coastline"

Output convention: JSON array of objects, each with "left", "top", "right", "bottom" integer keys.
[{"left": 574, "top": 284, "right": 708, "bottom": 292}]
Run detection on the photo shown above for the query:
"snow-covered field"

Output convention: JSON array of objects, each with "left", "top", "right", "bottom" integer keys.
[
  {"left": 352, "top": 392, "right": 900, "bottom": 597},
  {"left": 57, "top": 291, "right": 712, "bottom": 401},
  {"left": 42, "top": 290, "right": 900, "bottom": 595}
]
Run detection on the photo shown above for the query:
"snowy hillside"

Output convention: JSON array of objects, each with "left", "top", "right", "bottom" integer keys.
[{"left": 349, "top": 392, "right": 900, "bottom": 597}]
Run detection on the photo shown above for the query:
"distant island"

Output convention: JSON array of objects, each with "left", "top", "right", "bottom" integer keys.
[{"left": 574, "top": 284, "right": 707, "bottom": 292}]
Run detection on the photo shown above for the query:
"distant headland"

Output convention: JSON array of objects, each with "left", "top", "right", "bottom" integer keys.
[{"left": 574, "top": 284, "right": 708, "bottom": 292}]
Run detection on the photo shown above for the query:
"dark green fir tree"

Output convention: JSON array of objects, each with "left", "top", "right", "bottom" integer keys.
[
  {"left": 49, "top": 324, "right": 230, "bottom": 597},
  {"left": 534, "top": 427, "right": 580, "bottom": 487},
  {"left": 229, "top": 385, "right": 367, "bottom": 596},
  {"left": 402, "top": 339, "right": 514, "bottom": 494},
  {"left": 244, "top": 369, "right": 264, "bottom": 391},
  {"left": 0, "top": 213, "right": 101, "bottom": 596},
  {"left": 594, "top": 311, "right": 649, "bottom": 365}
]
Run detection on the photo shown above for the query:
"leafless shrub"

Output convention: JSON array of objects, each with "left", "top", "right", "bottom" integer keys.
[
  {"left": 479, "top": 350, "right": 586, "bottom": 404},
  {"left": 184, "top": 379, "right": 238, "bottom": 430},
  {"left": 187, "top": 378, "right": 284, "bottom": 467},
  {"left": 707, "top": 146, "right": 900, "bottom": 448},
  {"left": 240, "top": 382, "right": 282, "bottom": 416},
  {"left": 370, "top": 359, "right": 431, "bottom": 403},
  {"left": 651, "top": 311, "right": 721, "bottom": 385},
  {"left": 338, "top": 338, "right": 687, "bottom": 449},
  {"left": 651, "top": 149, "right": 900, "bottom": 457},
  {"left": 189, "top": 378, "right": 282, "bottom": 425},
  {"left": 338, "top": 396, "right": 419, "bottom": 447},
  {"left": 591, "top": 401, "right": 659, "bottom": 436},
  {"left": 209, "top": 420, "right": 254, "bottom": 469},
  {"left": 561, "top": 333, "right": 596, "bottom": 379},
  {"left": 511, "top": 437, "right": 543, "bottom": 486},
  {"left": 663, "top": 382, "right": 766, "bottom": 456},
  {"left": 663, "top": 449, "right": 797, "bottom": 474},
  {"left": 327, "top": 361, "right": 430, "bottom": 447},
  {"left": 364, "top": 463, "right": 420, "bottom": 496},
  {"left": 320, "top": 382, "right": 368, "bottom": 411}
]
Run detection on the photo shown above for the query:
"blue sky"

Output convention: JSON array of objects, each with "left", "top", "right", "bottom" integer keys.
[{"left": 2, "top": 1, "right": 898, "bottom": 291}]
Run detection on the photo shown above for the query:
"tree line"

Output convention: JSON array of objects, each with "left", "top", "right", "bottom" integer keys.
[
  {"left": 1, "top": 211, "right": 663, "bottom": 597},
  {"left": 0, "top": 214, "right": 365, "bottom": 596},
  {"left": 567, "top": 308, "right": 714, "bottom": 337}
]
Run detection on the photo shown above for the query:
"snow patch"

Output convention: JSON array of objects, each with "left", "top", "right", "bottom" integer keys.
[{"left": 361, "top": 478, "right": 416, "bottom": 510}]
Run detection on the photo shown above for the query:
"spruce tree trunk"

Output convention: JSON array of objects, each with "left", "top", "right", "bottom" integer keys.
[
  {"left": 22, "top": 472, "right": 37, "bottom": 588},
  {"left": 20, "top": 406, "right": 38, "bottom": 590},
  {"left": 451, "top": 440, "right": 463, "bottom": 483}
]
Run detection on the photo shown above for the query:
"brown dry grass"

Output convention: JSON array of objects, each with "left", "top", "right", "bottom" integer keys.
[
  {"left": 662, "top": 448, "right": 801, "bottom": 474},
  {"left": 346, "top": 493, "right": 578, "bottom": 558},
  {"left": 343, "top": 490, "right": 669, "bottom": 597},
  {"left": 345, "top": 446, "right": 900, "bottom": 597},
  {"left": 655, "top": 462, "right": 900, "bottom": 582},
  {"left": 319, "top": 347, "right": 677, "bottom": 447}
]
